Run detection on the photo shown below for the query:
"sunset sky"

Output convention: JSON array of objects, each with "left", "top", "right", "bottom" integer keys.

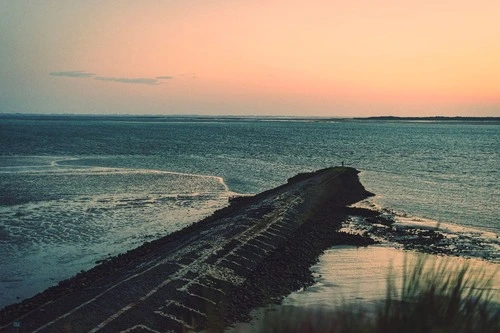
[{"left": 1, "top": 0, "right": 499, "bottom": 116}]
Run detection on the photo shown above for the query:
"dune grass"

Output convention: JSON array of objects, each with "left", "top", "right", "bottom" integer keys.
[{"left": 230, "top": 255, "right": 498, "bottom": 333}]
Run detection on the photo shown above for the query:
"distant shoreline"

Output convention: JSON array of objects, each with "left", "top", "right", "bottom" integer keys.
[
  {"left": 1, "top": 113, "right": 499, "bottom": 123},
  {"left": 354, "top": 115, "right": 500, "bottom": 122}
]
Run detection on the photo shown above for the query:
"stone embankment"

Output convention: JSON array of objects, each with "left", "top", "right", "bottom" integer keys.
[{"left": 0, "top": 167, "right": 374, "bottom": 332}]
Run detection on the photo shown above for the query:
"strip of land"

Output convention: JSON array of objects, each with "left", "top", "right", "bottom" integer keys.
[{"left": 0, "top": 167, "right": 375, "bottom": 332}]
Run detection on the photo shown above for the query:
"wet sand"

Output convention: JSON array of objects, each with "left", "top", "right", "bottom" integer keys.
[{"left": 0, "top": 167, "right": 375, "bottom": 332}]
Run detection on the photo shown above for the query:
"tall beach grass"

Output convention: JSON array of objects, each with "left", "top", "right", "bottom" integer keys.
[{"left": 229, "top": 254, "right": 498, "bottom": 333}]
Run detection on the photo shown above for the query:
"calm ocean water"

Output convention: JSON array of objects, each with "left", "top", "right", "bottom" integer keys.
[{"left": 0, "top": 115, "right": 499, "bottom": 306}]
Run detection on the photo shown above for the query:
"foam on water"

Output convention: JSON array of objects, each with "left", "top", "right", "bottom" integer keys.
[
  {"left": 349, "top": 197, "right": 500, "bottom": 262},
  {"left": 0, "top": 156, "right": 230, "bottom": 307},
  {"left": 352, "top": 196, "right": 498, "bottom": 236},
  {"left": 359, "top": 168, "right": 499, "bottom": 235}
]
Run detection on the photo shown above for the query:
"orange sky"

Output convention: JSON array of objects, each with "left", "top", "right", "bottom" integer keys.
[{"left": 1, "top": 0, "right": 499, "bottom": 116}]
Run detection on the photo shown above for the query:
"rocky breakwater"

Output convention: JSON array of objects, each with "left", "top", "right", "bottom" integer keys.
[{"left": 0, "top": 167, "right": 375, "bottom": 332}]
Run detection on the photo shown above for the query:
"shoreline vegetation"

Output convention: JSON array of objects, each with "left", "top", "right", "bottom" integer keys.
[
  {"left": 229, "top": 255, "right": 499, "bottom": 333},
  {"left": 0, "top": 167, "right": 497, "bottom": 332}
]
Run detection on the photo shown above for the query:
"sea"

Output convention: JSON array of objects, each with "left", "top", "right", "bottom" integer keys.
[{"left": 0, "top": 115, "right": 499, "bottom": 308}]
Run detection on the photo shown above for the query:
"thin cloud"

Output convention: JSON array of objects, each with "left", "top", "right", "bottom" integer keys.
[
  {"left": 50, "top": 71, "right": 169, "bottom": 85},
  {"left": 49, "top": 71, "right": 95, "bottom": 78},
  {"left": 94, "top": 77, "right": 159, "bottom": 85}
]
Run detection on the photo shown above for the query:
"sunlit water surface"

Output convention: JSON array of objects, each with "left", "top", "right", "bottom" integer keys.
[{"left": 229, "top": 245, "right": 499, "bottom": 332}]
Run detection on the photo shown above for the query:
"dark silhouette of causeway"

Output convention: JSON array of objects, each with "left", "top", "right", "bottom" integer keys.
[{"left": 0, "top": 167, "right": 375, "bottom": 332}]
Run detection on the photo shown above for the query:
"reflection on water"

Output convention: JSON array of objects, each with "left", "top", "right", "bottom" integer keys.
[
  {"left": 231, "top": 245, "right": 499, "bottom": 332},
  {"left": 287, "top": 246, "right": 499, "bottom": 306}
]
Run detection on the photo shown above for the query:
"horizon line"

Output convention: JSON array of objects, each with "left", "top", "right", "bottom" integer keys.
[{"left": 1, "top": 112, "right": 499, "bottom": 121}]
